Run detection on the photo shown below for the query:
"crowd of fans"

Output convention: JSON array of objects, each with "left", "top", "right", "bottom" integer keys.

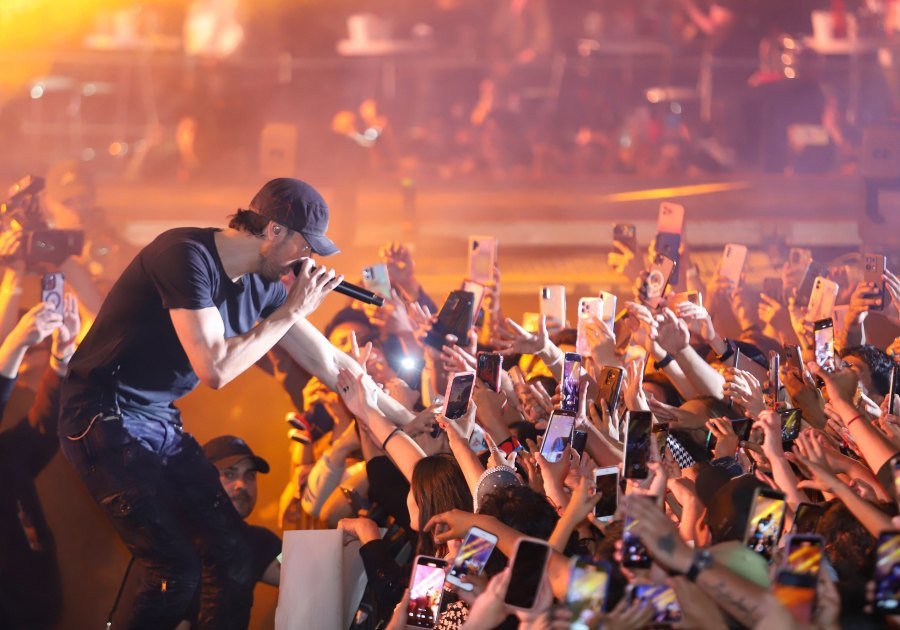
[{"left": 2, "top": 164, "right": 899, "bottom": 628}]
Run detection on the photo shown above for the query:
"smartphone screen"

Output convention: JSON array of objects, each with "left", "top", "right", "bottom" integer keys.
[
  {"left": 41, "top": 272, "right": 65, "bottom": 315},
  {"left": 813, "top": 318, "right": 835, "bottom": 372},
  {"left": 446, "top": 527, "right": 498, "bottom": 591},
  {"left": 540, "top": 411, "right": 576, "bottom": 463},
  {"left": 593, "top": 467, "right": 619, "bottom": 520},
  {"left": 623, "top": 411, "right": 652, "bottom": 479},
  {"left": 362, "top": 263, "right": 392, "bottom": 299},
  {"left": 476, "top": 353, "right": 503, "bottom": 393},
  {"left": 780, "top": 408, "right": 802, "bottom": 444},
  {"left": 562, "top": 352, "right": 582, "bottom": 412},
  {"left": 598, "top": 366, "right": 624, "bottom": 416},
  {"left": 567, "top": 559, "right": 610, "bottom": 629},
  {"left": 744, "top": 489, "right": 787, "bottom": 561},
  {"left": 505, "top": 538, "right": 551, "bottom": 610},
  {"left": 631, "top": 584, "right": 682, "bottom": 624},
  {"left": 622, "top": 515, "right": 652, "bottom": 568},
  {"left": 875, "top": 531, "right": 900, "bottom": 613},
  {"left": 443, "top": 373, "right": 475, "bottom": 420},
  {"left": 407, "top": 556, "right": 449, "bottom": 628},
  {"left": 793, "top": 503, "right": 824, "bottom": 534},
  {"left": 468, "top": 236, "right": 496, "bottom": 286}
]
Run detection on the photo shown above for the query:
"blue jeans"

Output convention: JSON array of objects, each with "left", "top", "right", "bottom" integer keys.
[{"left": 60, "top": 404, "right": 254, "bottom": 629}]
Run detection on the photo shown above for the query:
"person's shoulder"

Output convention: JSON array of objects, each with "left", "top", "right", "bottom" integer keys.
[
  {"left": 246, "top": 523, "right": 282, "bottom": 546},
  {"left": 142, "top": 227, "right": 217, "bottom": 262}
]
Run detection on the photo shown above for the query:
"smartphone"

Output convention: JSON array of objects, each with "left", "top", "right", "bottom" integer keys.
[
  {"left": 789, "top": 247, "right": 813, "bottom": 268},
  {"left": 540, "top": 285, "right": 566, "bottom": 328},
  {"left": 593, "top": 466, "right": 619, "bottom": 521},
  {"left": 813, "top": 318, "right": 835, "bottom": 372},
  {"left": 576, "top": 297, "right": 601, "bottom": 356},
  {"left": 461, "top": 280, "right": 486, "bottom": 322},
  {"left": 406, "top": 555, "right": 449, "bottom": 628},
  {"left": 467, "top": 236, "right": 496, "bottom": 286},
  {"left": 629, "top": 584, "right": 682, "bottom": 625},
  {"left": 613, "top": 223, "right": 637, "bottom": 254},
  {"left": 41, "top": 271, "right": 65, "bottom": 315},
  {"left": 443, "top": 373, "right": 475, "bottom": 421},
  {"left": 876, "top": 531, "right": 900, "bottom": 613},
  {"left": 642, "top": 254, "right": 676, "bottom": 308},
  {"left": 796, "top": 262, "right": 825, "bottom": 307},
  {"left": 622, "top": 515, "right": 652, "bottom": 568},
  {"left": 793, "top": 502, "right": 824, "bottom": 534},
  {"left": 657, "top": 201, "right": 685, "bottom": 234},
  {"left": 504, "top": 537, "right": 552, "bottom": 611},
  {"left": 562, "top": 352, "right": 582, "bottom": 412},
  {"left": 668, "top": 290, "right": 702, "bottom": 308},
  {"left": 805, "top": 277, "right": 839, "bottom": 323},
  {"left": 598, "top": 291, "right": 617, "bottom": 330},
  {"left": 476, "top": 352, "right": 503, "bottom": 393},
  {"left": 706, "top": 418, "right": 752, "bottom": 452},
  {"left": 654, "top": 232, "right": 681, "bottom": 284},
  {"left": 623, "top": 411, "right": 652, "bottom": 480},
  {"left": 780, "top": 408, "right": 803, "bottom": 444},
  {"left": 597, "top": 366, "right": 624, "bottom": 417},
  {"left": 718, "top": 243, "right": 748, "bottom": 285},
  {"left": 768, "top": 350, "right": 781, "bottom": 406},
  {"left": 540, "top": 410, "right": 576, "bottom": 463},
  {"left": 446, "top": 526, "right": 498, "bottom": 591},
  {"left": 773, "top": 534, "right": 823, "bottom": 623},
  {"left": 862, "top": 253, "right": 887, "bottom": 310},
  {"left": 362, "top": 263, "right": 392, "bottom": 299},
  {"left": 762, "top": 277, "right": 784, "bottom": 303},
  {"left": 784, "top": 344, "right": 804, "bottom": 374},
  {"left": 744, "top": 487, "right": 787, "bottom": 562},
  {"left": 572, "top": 430, "right": 588, "bottom": 457},
  {"left": 424, "top": 290, "right": 476, "bottom": 350},
  {"left": 889, "top": 364, "right": 899, "bottom": 416},
  {"left": 567, "top": 558, "right": 611, "bottom": 629}
]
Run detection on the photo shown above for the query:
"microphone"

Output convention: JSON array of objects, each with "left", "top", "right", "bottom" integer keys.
[{"left": 291, "top": 262, "right": 384, "bottom": 307}]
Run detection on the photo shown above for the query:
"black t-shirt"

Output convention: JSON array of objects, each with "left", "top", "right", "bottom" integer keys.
[{"left": 60, "top": 227, "right": 286, "bottom": 432}]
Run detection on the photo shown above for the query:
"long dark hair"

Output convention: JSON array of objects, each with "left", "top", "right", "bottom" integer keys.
[{"left": 411, "top": 454, "right": 473, "bottom": 557}]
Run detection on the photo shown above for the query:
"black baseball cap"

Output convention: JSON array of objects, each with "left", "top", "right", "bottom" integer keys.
[
  {"left": 202, "top": 435, "right": 270, "bottom": 474},
  {"left": 248, "top": 178, "right": 340, "bottom": 256}
]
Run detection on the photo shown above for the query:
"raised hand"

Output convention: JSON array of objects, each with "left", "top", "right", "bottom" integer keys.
[
  {"left": 8, "top": 302, "right": 63, "bottom": 348},
  {"left": 722, "top": 368, "right": 766, "bottom": 416},
  {"left": 707, "top": 417, "right": 740, "bottom": 458},
  {"left": 495, "top": 315, "right": 550, "bottom": 356}
]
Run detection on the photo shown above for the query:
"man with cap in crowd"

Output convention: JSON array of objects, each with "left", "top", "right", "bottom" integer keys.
[
  {"left": 58, "top": 178, "right": 344, "bottom": 628},
  {"left": 170, "top": 436, "right": 282, "bottom": 629}
]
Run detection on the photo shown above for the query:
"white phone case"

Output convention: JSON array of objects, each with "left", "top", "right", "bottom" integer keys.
[
  {"left": 718, "top": 243, "right": 748, "bottom": 284},
  {"left": 805, "top": 276, "right": 839, "bottom": 322},
  {"left": 540, "top": 285, "right": 566, "bottom": 327}
]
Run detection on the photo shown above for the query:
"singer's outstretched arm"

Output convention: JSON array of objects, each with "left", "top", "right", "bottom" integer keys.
[{"left": 279, "top": 318, "right": 416, "bottom": 425}]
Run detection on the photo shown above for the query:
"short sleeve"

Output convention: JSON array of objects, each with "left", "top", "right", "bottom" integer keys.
[
  {"left": 147, "top": 243, "right": 217, "bottom": 311},
  {"left": 248, "top": 526, "right": 282, "bottom": 581},
  {"left": 260, "top": 280, "right": 287, "bottom": 319}
]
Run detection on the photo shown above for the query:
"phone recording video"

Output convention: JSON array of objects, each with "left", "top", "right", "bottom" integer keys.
[
  {"left": 476, "top": 352, "right": 503, "bottom": 393},
  {"left": 773, "top": 535, "right": 823, "bottom": 623},
  {"left": 767, "top": 350, "right": 781, "bottom": 407},
  {"left": 567, "top": 558, "right": 611, "bottom": 630},
  {"left": 407, "top": 556, "right": 448, "bottom": 628},
  {"left": 707, "top": 418, "right": 751, "bottom": 452},
  {"left": 443, "top": 373, "right": 475, "bottom": 420},
  {"left": 597, "top": 366, "right": 624, "bottom": 416},
  {"left": 813, "top": 318, "right": 835, "bottom": 372},
  {"left": 593, "top": 466, "right": 619, "bottom": 521},
  {"left": 889, "top": 364, "right": 899, "bottom": 416},
  {"left": 629, "top": 584, "right": 682, "bottom": 625},
  {"left": 641, "top": 254, "right": 675, "bottom": 308},
  {"left": 540, "top": 411, "right": 576, "bottom": 463},
  {"left": 562, "top": 352, "right": 582, "bottom": 412},
  {"left": 622, "top": 515, "right": 651, "bottom": 568},
  {"left": 792, "top": 502, "right": 824, "bottom": 534},
  {"left": 540, "top": 285, "right": 566, "bottom": 327},
  {"left": 862, "top": 253, "right": 887, "bottom": 311},
  {"left": 468, "top": 236, "right": 496, "bottom": 286},
  {"left": 613, "top": 223, "right": 637, "bottom": 254},
  {"left": 779, "top": 408, "right": 802, "bottom": 445},
  {"left": 424, "top": 290, "right": 476, "bottom": 351},
  {"left": 361, "top": 263, "right": 392, "bottom": 299},
  {"left": 446, "top": 527, "right": 498, "bottom": 591},
  {"left": 623, "top": 411, "right": 652, "bottom": 479},
  {"left": 875, "top": 531, "right": 900, "bottom": 613},
  {"left": 744, "top": 488, "right": 787, "bottom": 562},
  {"left": 505, "top": 537, "right": 551, "bottom": 611}
]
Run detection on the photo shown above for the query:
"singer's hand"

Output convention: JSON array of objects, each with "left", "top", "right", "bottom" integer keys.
[{"left": 287, "top": 258, "right": 343, "bottom": 318}]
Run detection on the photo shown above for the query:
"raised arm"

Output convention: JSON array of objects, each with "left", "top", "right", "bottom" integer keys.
[{"left": 170, "top": 260, "right": 341, "bottom": 390}]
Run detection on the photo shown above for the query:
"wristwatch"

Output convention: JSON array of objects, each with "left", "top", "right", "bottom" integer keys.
[{"left": 686, "top": 549, "right": 714, "bottom": 582}]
